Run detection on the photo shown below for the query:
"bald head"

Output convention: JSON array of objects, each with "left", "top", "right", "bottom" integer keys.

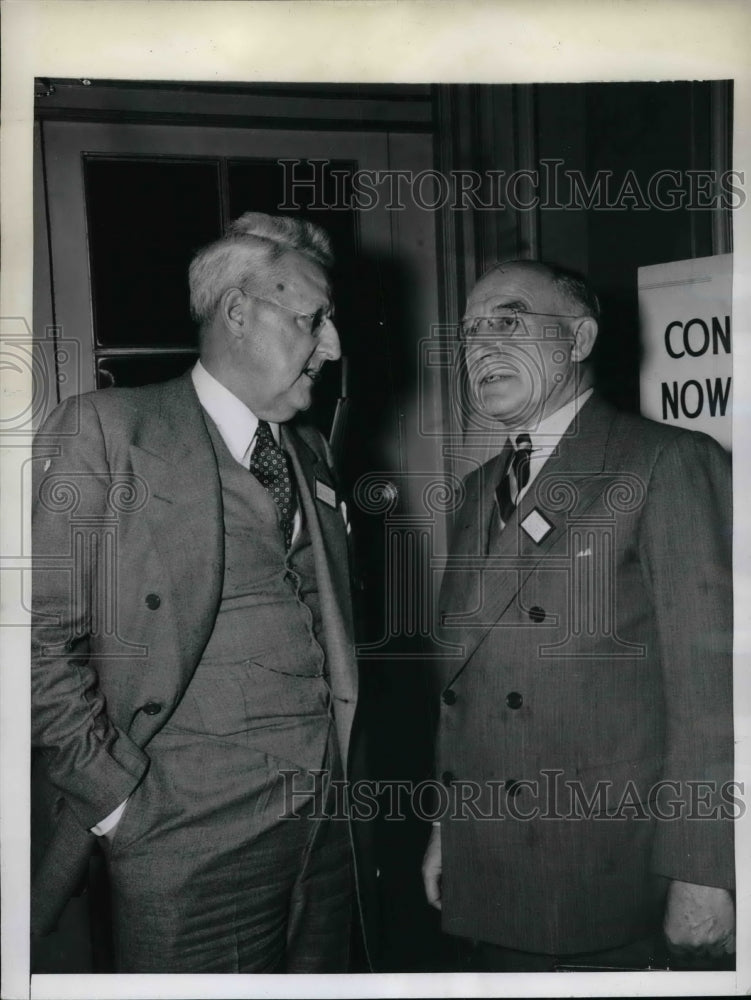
[{"left": 481, "top": 260, "right": 600, "bottom": 323}]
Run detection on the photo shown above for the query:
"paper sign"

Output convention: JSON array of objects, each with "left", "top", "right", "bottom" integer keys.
[{"left": 638, "top": 254, "right": 731, "bottom": 450}]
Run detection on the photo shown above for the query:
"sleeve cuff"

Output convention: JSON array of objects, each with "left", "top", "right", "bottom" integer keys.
[{"left": 90, "top": 797, "right": 128, "bottom": 836}]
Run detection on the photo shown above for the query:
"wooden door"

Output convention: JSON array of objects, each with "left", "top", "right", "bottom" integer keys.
[{"left": 35, "top": 112, "right": 451, "bottom": 970}]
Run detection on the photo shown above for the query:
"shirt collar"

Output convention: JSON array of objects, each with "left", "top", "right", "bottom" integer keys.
[
  {"left": 191, "top": 360, "right": 280, "bottom": 465},
  {"left": 512, "top": 388, "right": 594, "bottom": 452}
]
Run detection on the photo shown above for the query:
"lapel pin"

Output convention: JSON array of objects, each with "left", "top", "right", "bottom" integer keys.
[
  {"left": 315, "top": 478, "right": 337, "bottom": 508},
  {"left": 520, "top": 508, "right": 554, "bottom": 544}
]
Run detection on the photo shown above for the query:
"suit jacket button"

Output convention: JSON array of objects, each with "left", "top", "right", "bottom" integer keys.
[
  {"left": 142, "top": 702, "right": 162, "bottom": 716},
  {"left": 442, "top": 689, "right": 457, "bottom": 705},
  {"left": 505, "top": 778, "right": 522, "bottom": 797},
  {"left": 528, "top": 605, "right": 545, "bottom": 623},
  {"left": 442, "top": 770, "right": 455, "bottom": 786},
  {"left": 145, "top": 593, "right": 161, "bottom": 610},
  {"left": 506, "top": 691, "right": 523, "bottom": 709}
]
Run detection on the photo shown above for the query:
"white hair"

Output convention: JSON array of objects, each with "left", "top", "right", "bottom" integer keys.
[{"left": 188, "top": 212, "right": 334, "bottom": 325}]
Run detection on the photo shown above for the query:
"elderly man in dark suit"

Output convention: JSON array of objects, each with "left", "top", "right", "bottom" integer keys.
[
  {"left": 422, "top": 260, "right": 735, "bottom": 971},
  {"left": 32, "top": 213, "right": 361, "bottom": 972}
]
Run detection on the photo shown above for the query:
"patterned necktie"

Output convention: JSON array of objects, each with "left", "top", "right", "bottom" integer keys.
[
  {"left": 496, "top": 433, "right": 533, "bottom": 524},
  {"left": 249, "top": 420, "right": 296, "bottom": 548}
]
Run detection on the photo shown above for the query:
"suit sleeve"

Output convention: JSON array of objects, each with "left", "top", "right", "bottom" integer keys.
[
  {"left": 32, "top": 395, "right": 149, "bottom": 831},
  {"left": 639, "top": 430, "right": 734, "bottom": 888}
]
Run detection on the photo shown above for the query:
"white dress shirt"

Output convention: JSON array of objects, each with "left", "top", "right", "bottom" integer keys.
[
  {"left": 513, "top": 388, "right": 593, "bottom": 506},
  {"left": 191, "top": 359, "right": 302, "bottom": 536},
  {"left": 191, "top": 360, "right": 278, "bottom": 463}
]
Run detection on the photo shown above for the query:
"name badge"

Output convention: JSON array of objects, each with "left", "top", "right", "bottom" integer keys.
[
  {"left": 520, "top": 508, "right": 554, "bottom": 544},
  {"left": 315, "top": 479, "right": 337, "bottom": 508}
]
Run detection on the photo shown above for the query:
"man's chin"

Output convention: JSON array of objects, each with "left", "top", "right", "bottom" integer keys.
[
  {"left": 262, "top": 395, "right": 311, "bottom": 423},
  {"left": 480, "top": 400, "right": 543, "bottom": 430},
  {"left": 285, "top": 387, "right": 314, "bottom": 419}
]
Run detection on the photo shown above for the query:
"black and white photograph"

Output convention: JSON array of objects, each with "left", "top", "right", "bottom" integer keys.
[{"left": 2, "top": 2, "right": 750, "bottom": 998}]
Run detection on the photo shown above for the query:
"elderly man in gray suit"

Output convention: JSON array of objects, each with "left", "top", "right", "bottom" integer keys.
[
  {"left": 422, "top": 260, "right": 735, "bottom": 971},
  {"left": 32, "top": 213, "right": 360, "bottom": 972}
]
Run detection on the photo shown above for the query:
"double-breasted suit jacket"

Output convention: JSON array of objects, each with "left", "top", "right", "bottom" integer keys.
[
  {"left": 31, "top": 373, "right": 359, "bottom": 936},
  {"left": 435, "top": 394, "right": 733, "bottom": 955}
]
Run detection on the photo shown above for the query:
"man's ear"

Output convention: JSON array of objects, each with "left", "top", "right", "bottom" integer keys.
[
  {"left": 220, "top": 287, "right": 249, "bottom": 339},
  {"left": 571, "top": 317, "right": 598, "bottom": 362}
]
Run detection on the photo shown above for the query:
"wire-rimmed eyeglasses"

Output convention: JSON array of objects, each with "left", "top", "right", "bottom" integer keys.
[
  {"left": 246, "top": 292, "right": 335, "bottom": 337},
  {"left": 459, "top": 308, "right": 584, "bottom": 340}
]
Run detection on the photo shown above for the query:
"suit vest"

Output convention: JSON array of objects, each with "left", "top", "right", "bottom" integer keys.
[{"left": 164, "top": 416, "right": 333, "bottom": 770}]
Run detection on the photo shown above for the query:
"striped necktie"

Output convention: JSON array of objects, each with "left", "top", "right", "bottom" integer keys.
[
  {"left": 249, "top": 420, "right": 296, "bottom": 548},
  {"left": 496, "top": 433, "right": 533, "bottom": 524}
]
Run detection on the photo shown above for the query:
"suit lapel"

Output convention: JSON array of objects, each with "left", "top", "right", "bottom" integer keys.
[
  {"left": 283, "top": 424, "right": 357, "bottom": 766},
  {"left": 128, "top": 375, "right": 224, "bottom": 677},
  {"left": 441, "top": 396, "right": 618, "bottom": 676}
]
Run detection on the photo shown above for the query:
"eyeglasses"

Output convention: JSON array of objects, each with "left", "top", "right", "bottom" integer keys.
[
  {"left": 459, "top": 308, "right": 583, "bottom": 340},
  {"left": 246, "top": 292, "right": 335, "bottom": 337}
]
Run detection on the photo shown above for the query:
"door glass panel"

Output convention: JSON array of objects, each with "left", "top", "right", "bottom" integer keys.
[
  {"left": 97, "top": 352, "right": 199, "bottom": 388},
  {"left": 227, "top": 158, "right": 356, "bottom": 259},
  {"left": 84, "top": 157, "right": 221, "bottom": 349}
]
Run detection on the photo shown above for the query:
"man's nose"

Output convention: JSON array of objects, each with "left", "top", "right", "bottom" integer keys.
[{"left": 317, "top": 318, "right": 341, "bottom": 361}]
